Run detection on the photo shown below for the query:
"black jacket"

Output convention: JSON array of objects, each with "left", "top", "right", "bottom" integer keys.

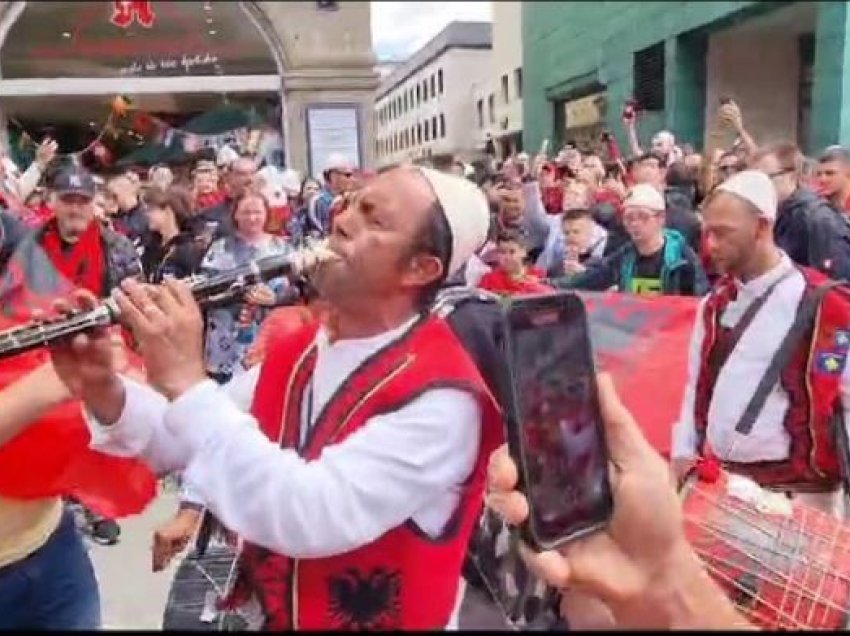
[
  {"left": 145, "top": 232, "right": 206, "bottom": 283},
  {"left": 775, "top": 188, "right": 850, "bottom": 280},
  {"left": 664, "top": 186, "right": 702, "bottom": 253}
]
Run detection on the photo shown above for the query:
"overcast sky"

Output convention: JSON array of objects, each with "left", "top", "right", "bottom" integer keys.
[{"left": 371, "top": 1, "right": 492, "bottom": 61}]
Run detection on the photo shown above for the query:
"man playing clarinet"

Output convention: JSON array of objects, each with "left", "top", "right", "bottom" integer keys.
[{"left": 49, "top": 166, "right": 502, "bottom": 630}]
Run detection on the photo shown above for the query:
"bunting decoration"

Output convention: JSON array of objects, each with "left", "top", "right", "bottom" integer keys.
[{"left": 6, "top": 95, "right": 277, "bottom": 167}]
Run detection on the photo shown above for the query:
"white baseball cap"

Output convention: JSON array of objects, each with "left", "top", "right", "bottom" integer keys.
[
  {"left": 415, "top": 167, "right": 490, "bottom": 277},
  {"left": 624, "top": 183, "right": 665, "bottom": 212},
  {"left": 324, "top": 152, "right": 355, "bottom": 173},
  {"left": 716, "top": 170, "right": 778, "bottom": 220}
]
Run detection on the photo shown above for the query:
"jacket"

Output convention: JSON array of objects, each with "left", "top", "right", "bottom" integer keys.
[
  {"left": 552, "top": 229, "right": 709, "bottom": 296},
  {"left": 664, "top": 186, "right": 702, "bottom": 253},
  {"left": 774, "top": 188, "right": 850, "bottom": 281},
  {"left": 536, "top": 222, "right": 608, "bottom": 278}
]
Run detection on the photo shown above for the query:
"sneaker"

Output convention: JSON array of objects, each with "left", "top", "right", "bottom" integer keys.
[{"left": 90, "top": 518, "right": 121, "bottom": 546}]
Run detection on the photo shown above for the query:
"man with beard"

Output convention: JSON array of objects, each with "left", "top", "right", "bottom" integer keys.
[
  {"left": 50, "top": 167, "right": 503, "bottom": 630},
  {"left": 672, "top": 170, "right": 850, "bottom": 517}
]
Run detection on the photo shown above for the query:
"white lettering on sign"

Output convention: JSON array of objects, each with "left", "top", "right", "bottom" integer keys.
[{"left": 119, "top": 53, "right": 219, "bottom": 76}]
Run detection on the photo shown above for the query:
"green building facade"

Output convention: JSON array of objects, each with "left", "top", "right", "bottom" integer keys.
[{"left": 523, "top": 1, "right": 850, "bottom": 155}]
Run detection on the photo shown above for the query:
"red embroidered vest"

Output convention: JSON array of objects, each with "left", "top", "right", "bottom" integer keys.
[
  {"left": 694, "top": 267, "right": 850, "bottom": 491},
  {"left": 220, "top": 314, "right": 503, "bottom": 630}
]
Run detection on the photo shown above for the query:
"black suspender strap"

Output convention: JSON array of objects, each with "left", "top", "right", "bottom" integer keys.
[{"left": 734, "top": 279, "right": 842, "bottom": 436}]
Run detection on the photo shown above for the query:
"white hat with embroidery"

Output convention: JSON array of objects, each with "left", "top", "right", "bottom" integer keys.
[
  {"left": 415, "top": 167, "right": 491, "bottom": 277},
  {"left": 716, "top": 169, "right": 778, "bottom": 220}
]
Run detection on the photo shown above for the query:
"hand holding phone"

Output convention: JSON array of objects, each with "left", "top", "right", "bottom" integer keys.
[{"left": 502, "top": 292, "right": 613, "bottom": 551}]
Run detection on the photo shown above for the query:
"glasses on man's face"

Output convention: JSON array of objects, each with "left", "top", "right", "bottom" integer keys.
[
  {"left": 623, "top": 209, "right": 661, "bottom": 224},
  {"left": 718, "top": 164, "right": 740, "bottom": 175}
]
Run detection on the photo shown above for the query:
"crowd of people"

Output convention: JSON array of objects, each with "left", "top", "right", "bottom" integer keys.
[{"left": 1, "top": 94, "right": 850, "bottom": 630}]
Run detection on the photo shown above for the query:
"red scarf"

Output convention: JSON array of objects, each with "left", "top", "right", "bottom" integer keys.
[
  {"left": 195, "top": 189, "right": 227, "bottom": 211},
  {"left": 40, "top": 218, "right": 106, "bottom": 296}
]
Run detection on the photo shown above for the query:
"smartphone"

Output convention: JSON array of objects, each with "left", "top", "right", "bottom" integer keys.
[{"left": 502, "top": 292, "right": 613, "bottom": 551}]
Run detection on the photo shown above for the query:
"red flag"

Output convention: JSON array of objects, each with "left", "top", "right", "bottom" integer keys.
[
  {"left": 581, "top": 292, "right": 699, "bottom": 458},
  {"left": 0, "top": 242, "right": 157, "bottom": 519},
  {"left": 0, "top": 330, "right": 157, "bottom": 518}
]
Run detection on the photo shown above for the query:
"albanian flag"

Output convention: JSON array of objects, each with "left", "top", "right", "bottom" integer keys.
[
  {"left": 0, "top": 236, "right": 157, "bottom": 519},
  {"left": 581, "top": 292, "right": 699, "bottom": 458}
]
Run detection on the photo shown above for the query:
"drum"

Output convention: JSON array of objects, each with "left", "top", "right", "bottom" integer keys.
[
  {"left": 681, "top": 465, "right": 850, "bottom": 630},
  {"left": 161, "top": 543, "right": 247, "bottom": 631}
]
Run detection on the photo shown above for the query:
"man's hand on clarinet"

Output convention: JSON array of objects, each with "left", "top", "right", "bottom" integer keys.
[
  {"left": 48, "top": 289, "right": 126, "bottom": 424},
  {"left": 113, "top": 278, "right": 206, "bottom": 402}
]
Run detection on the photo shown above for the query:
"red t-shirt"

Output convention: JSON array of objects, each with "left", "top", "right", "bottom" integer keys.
[{"left": 478, "top": 266, "right": 554, "bottom": 296}]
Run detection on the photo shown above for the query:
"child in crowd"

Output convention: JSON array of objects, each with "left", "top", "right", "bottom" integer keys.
[{"left": 478, "top": 230, "right": 553, "bottom": 296}]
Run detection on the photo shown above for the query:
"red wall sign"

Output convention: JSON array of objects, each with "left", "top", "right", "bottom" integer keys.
[{"left": 110, "top": 1, "right": 156, "bottom": 29}]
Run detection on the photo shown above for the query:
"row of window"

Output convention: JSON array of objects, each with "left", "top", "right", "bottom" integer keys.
[
  {"left": 476, "top": 67, "right": 523, "bottom": 128},
  {"left": 377, "top": 69, "right": 445, "bottom": 126},
  {"left": 376, "top": 113, "right": 447, "bottom": 156}
]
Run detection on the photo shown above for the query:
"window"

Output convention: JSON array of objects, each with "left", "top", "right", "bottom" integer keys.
[
  {"left": 431, "top": 116, "right": 438, "bottom": 140},
  {"left": 423, "top": 79, "right": 429, "bottom": 101},
  {"left": 501, "top": 74, "right": 509, "bottom": 104},
  {"left": 439, "top": 113, "right": 446, "bottom": 138},
  {"left": 633, "top": 42, "right": 665, "bottom": 111},
  {"left": 514, "top": 67, "right": 523, "bottom": 99},
  {"left": 404, "top": 91, "right": 409, "bottom": 113},
  {"left": 416, "top": 84, "right": 421, "bottom": 105},
  {"left": 487, "top": 94, "right": 495, "bottom": 124},
  {"left": 430, "top": 75, "right": 436, "bottom": 99},
  {"left": 424, "top": 119, "right": 431, "bottom": 142},
  {"left": 438, "top": 69, "right": 444, "bottom": 94},
  {"left": 417, "top": 123, "right": 422, "bottom": 144},
  {"left": 476, "top": 99, "right": 484, "bottom": 128}
]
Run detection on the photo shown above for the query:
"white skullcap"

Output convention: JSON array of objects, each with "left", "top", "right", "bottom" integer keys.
[
  {"left": 280, "top": 168, "right": 302, "bottom": 195},
  {"left": 324, "top": 152, "right": 354, "bottom": 173},
  {"left": 217, "top": 145, "right": 239, "bottom": 168},
  {"left": 624, "top": 183, "right": 665, "bottom": 212},
  {"left": 716, "top": 169, "right": 777, "bottom": 220},
  {"left": 416, "top": 167, "right": 490, "bottom": 277},
  {"left": 256, "top": 165, "right": 279, "bottom": 184}
]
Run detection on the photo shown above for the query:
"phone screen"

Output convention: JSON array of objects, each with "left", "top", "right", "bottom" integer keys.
[{"left": 507, "top": 294, "right": 612, "bottom": 547}]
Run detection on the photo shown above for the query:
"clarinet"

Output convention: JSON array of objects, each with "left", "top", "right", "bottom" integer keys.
[{"left": 0, "top": 242, "right": 337, "bottom": 361}]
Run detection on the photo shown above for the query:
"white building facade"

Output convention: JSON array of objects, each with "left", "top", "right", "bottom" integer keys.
[
  {"left": 374, "top": 22, "right": 492, "bottom": 167},
  {"left": 472, "top": 1, "right": 523, "bottom": 160}
]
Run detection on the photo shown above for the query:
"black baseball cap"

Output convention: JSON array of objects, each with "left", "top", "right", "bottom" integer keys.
[{"left": 53, "top": 167, "right": 96, "bottom": 199}]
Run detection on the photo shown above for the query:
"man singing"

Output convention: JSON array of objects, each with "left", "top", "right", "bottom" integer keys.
[{"left": 50, "top": 167, "right": 502, "bottom": 630}]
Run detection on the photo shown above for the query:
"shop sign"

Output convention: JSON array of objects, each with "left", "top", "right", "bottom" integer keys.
[
  {"left": 565, "top": 93, "right": 606, "bottom": 129},
  {"left": 119, "top": 53, "right": 219, "bottom": 77}
]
